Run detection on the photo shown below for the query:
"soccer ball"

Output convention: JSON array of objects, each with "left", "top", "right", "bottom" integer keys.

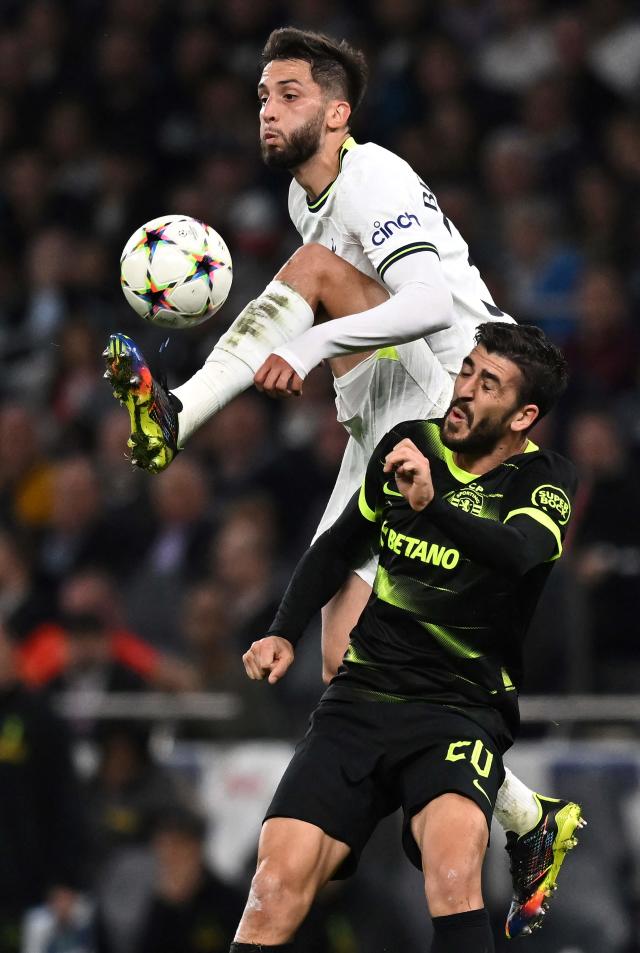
[{"left": 120, "top": 214, "right": 233, "bottom": 329}]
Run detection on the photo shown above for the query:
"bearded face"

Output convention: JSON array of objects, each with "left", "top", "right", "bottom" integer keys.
[
  {"left": 260, "top": 105, "right": 326, "bottom": 171},
  {"left": 441, "top": 397, "right": 520, "bottom": 456}
]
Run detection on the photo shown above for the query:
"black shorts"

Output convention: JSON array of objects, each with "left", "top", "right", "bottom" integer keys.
[{"left": 265, "top": 697, "right": 509, "bottom": 877}]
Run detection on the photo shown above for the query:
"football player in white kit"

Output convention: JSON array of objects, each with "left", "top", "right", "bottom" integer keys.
[{"left": 104, "top": 27, "right": 584, "bottom": 938}]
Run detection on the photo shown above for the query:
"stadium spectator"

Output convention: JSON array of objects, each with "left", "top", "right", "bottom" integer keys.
[
  {"left": 210, "top": 497, "right": 282, "bottom": 649},
  {"left": 133, "top": 807, "right": 244, "bottom": 953},
  {"left": 588, "top": 1, "right": 640, "bottom": 98},
  {"left": 95, "top": 407, "right": 151, "bottom": 517},
  {"left": 191, "top": 392, "right": 275, "bottom": 510},
  {"left": 571, "top": 165, "right": 626, "bottom": 263},
  {"left": 124, "top": 456, "right": 214, "bottom": 651},
  {"left": 0, "top": 528, "right": 53, "bottom": 641},
  {"left": 550, "top": 10, "right": 623, "bottom": 139},
  {"left": 17, "top": 568, "right": 198, "bottom": 694},
  {"left": 0, "top": 624, "right": 88, "bottom": 953},
  {"left": 179, "top": 580, "right": 287, "bottom": 737},
  {"left": 87, "top": 720, "right": 193, "bottom": 953},
  {"left": 500, "top": 198, "right": 583, "bottom": 342},
  {"left": 0, "top": 404, "right": 54, "bottom": 530},
  {"left": 567, "top": 409, "right": 640, "bottom": 692},
  {"left": 564, "top": 263, "right": 640, "bottom": 402},
  {"left": 48, "top": 316, "right": 113, "bottom": 445},
  {"left": 476, "top": 0, "right": 557, "bottom": 94},
  {"left": 36, "top": 455, "right": 128, "bottom": 588}
]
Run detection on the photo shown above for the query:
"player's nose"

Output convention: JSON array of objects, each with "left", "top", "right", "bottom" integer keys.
[
  {"left": 261, "top": 97, "right": 278, "bottom": 122},
  {"left": 456, "top": 376, "right": 476, "bottom": 399}
]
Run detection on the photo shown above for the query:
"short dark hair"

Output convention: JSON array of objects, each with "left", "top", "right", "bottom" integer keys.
[
  {"left": 474, "top": 322, "right": 568, "bottom": 421},
  {"left": 261, "top": 27, "right": 368, "bottom": 113}
]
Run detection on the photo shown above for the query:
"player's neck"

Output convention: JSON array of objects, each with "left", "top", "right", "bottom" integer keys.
[
  {"left": 454, "top": 433, "right": 530, "bottom": 476},
  {"left": 293, "top": 133, "right": 350, "bottom": 201}
]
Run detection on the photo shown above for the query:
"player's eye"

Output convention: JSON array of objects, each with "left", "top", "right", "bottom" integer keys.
[{"left": 283, "top": 93, "right": 297, "bottom": 101}]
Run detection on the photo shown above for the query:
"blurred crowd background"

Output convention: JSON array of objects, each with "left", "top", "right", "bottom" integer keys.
[{"left": 1, "top": 0, "right": 640, "bottom": 951}]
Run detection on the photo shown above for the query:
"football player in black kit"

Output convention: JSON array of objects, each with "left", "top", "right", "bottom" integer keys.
[{"left": 236, "top": 322, "right": 580, "bottom": 953}]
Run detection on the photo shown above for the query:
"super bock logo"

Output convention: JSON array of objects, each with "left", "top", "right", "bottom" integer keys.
[
  {"left": 448, "top": 486, "right": 484, "bottom": 516},
  {"left": 531, "top": 485, "right": 571, "bottom": 525}
]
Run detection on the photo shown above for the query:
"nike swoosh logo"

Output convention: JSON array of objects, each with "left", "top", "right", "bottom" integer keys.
[
  {"left": 383, "top": 481, "right": 404, "bottom": 497},
  {"left": 473, "top": 778, "right": 491, "bottom": 805}
]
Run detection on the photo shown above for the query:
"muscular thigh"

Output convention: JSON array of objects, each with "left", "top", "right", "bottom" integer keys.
[
  {"left": 411, "top": 793, "right": 489, "bottom": 875},
  {"left": 380, "top": 704, "right": 506, "bottom": 871},
  {"left": 276, "top": 244, "right": 389, "bottom": 376},
  {"left": 265, "top": 700, "right": 393, "bottom": 878},
  {"left": 256, "top": 817, "right": 350, "bottom": 892}
]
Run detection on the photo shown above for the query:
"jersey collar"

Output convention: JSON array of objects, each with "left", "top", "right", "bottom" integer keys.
[
  {"left": 443, "top": 438, "right": 539, "bottom": 483},
  {"left": 306, "top": 136, "right": 357, "bottom": 213}
]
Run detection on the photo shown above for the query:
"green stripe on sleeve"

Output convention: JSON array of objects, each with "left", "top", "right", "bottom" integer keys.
[
  {"left": 358, "top": 481, "right": 377, "bottom": 523},
  {"left": 504, "top": 506, "right": 562, "bottom": 559},
  {"left": 377, "top": 242, "right": 439, "bottom": 281}
]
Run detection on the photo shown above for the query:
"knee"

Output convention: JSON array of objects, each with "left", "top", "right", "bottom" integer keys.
[
  {"left": 424, "top": 857, "right": 483, "bottom": 915},
  {"left": 248, "top": 856, "right": 313, "bottom": 921},
  {"left": 298, "top": 242, "right": 334, "bottom": 267},
  {"left": 287, "top": 243, "right": 335, "bottom": 280}
]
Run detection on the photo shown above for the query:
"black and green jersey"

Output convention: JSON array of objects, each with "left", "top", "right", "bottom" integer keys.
[{"left": 269, "top": 419, "right": 576, "bottom": 732}]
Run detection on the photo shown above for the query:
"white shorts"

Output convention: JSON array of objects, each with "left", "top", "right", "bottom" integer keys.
[{"left": 313, "top": 340, "right": 454, "bottom": 585}]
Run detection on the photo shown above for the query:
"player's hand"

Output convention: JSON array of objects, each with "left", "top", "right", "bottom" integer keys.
[
  {"left": 383, "top": 438, "right": 434, "bottom": 511},
  {"left": 254, "top": 354, "right": 303, "bottom": 398},
  {"left": 242, "top": 636, "right": 295, "bottom": 684}
]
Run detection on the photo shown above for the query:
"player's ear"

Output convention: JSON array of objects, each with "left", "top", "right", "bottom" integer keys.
[
  {"left": 326, "top": 99, "right": 351, "bottom": 131},
  {"left": 511, "top": 404, "right": 539, "bottom": 434}
]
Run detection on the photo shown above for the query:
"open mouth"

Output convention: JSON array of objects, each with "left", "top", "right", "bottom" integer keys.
[{"left": 448, "top": 405, "right": 469, "bottom": 425}]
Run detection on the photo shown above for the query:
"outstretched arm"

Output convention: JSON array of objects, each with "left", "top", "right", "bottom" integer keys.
[
  {"left": 269, "top": 489, "right": 377, "bottom": 644},
  {"left": 268, "top": 252, "right": 453, "bottom": 379},
  {"left": 242, "top": 488, "right": 379, "bottom": 683}
]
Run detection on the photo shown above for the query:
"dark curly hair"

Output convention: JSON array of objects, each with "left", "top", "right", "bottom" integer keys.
[
  {"left": 475, "top": 322, "right": 569, "bottom": 420},
  {"left": 261, "top": 27, "right": 368, "bottom": 114}
]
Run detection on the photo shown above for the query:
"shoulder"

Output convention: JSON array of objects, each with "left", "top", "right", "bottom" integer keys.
[
  {"left": 508, "top": 447, "right": 578, "bottom": 503},
  {"left": 503, "top": 448, "right": 576, "bottom": 533},
  {"left": 339, "top": 142, "right": 416, "bottom": 191},
  {"left": 516, "top": 447, "right": 576, "bottom": 480},
  {"left": 380, "top": 418, "right": 442, "bottom": 455}
]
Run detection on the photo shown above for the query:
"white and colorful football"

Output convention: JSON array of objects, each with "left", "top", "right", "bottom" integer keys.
[{"left": 120, "top": 214, "right": 233, "bottom": 329}]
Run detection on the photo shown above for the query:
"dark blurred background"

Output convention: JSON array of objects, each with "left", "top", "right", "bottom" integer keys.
[{"left": 0, "top": 1, "right": 640, "bottom": 951}]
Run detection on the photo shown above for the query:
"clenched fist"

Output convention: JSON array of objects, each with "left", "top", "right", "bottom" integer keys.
[{"left": 242, "top": 635, "right": 295, "bottom": 684}]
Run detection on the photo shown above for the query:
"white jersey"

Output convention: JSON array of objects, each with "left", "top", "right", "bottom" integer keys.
[{"left": 288, "top": 137, "right": 514, "bottom": 377}]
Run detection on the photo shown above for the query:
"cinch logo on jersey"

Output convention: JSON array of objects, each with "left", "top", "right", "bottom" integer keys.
[
  {"left": 380, "top": 521, "right": 460, "bottom": 569},
  {"left": 371, "top": 213, "right": 420, "bottom": 246},
  {"left": 531, "top": 485, "right": 571, "bottom": 525}
]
